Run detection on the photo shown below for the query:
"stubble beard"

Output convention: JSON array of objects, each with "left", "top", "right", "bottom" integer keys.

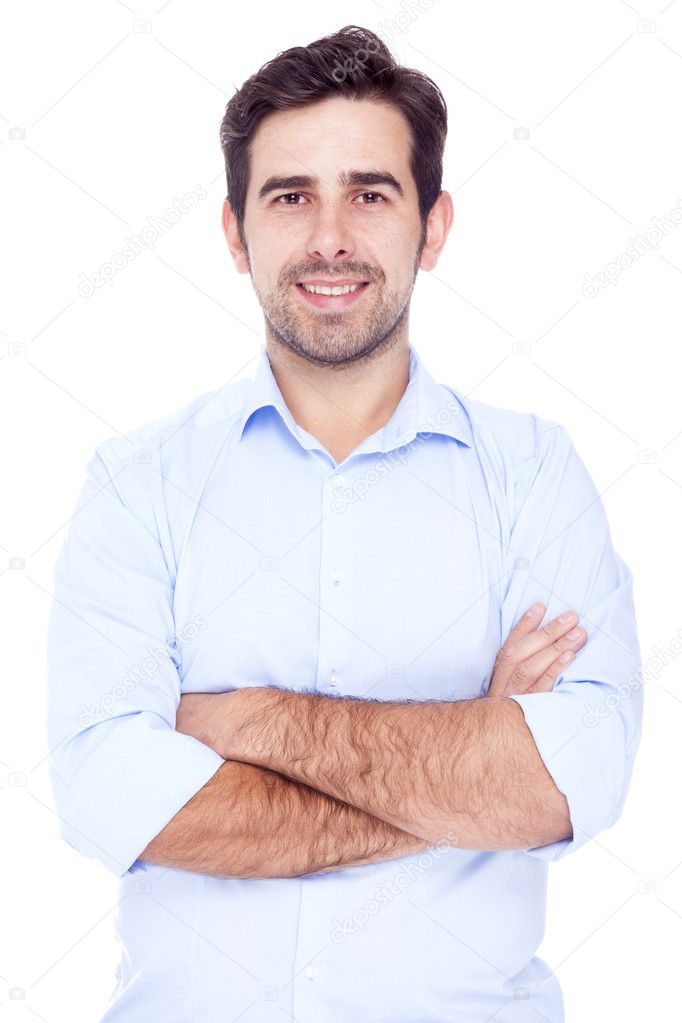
[{"left": 246, "top": 234, "right": 425, "bottom": 370}]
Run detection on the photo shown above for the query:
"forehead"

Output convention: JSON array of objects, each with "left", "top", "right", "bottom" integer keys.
[{"left": 248, "top": 96, "right": 413, "bottom": 182}]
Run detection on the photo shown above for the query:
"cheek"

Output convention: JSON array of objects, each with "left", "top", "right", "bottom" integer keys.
[
  {"left": 254, "top": 245, "right": 302, "bottom": 292},
  {"left": 248, "top": 256, "right": 286, "bottom": 298},
  {"left": 366, "top": 223, "right": 417, "bottom": 270}
]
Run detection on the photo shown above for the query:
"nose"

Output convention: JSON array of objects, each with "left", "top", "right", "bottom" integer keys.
[{"left": 305, "top": 201, "right": 356, "bottom": 265}]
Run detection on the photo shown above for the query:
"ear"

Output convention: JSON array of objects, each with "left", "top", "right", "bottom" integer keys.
[
  {"left": 222, "top": 198, "right": 250, "bottom": 275},
  {"left": 418, "top": 191, "right": 455, "bottom": 272}
]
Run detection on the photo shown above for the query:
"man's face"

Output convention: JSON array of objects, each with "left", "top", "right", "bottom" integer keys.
[{"left": 231, "top": 96, "right": 429, "bottom": 367}]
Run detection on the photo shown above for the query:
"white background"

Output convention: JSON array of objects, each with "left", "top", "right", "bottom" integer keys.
[{"left": 1, "top": 0, "right": 679, "bottom": 1019}]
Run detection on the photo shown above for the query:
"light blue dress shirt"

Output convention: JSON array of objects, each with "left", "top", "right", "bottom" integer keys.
[{"left": 46, "top": 342, "right": 643, "bottom": 1022}]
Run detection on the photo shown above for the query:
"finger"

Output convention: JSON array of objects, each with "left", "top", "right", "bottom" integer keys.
[
  {"left": 510, "top": 602, "right": 546, "bottom": 639},
  {"left": 522, "top": 610, "right": 582, "bottom": 659},
  {"left": 525, "top": 648, "right": 577, "bottom": 694},
  {"left": 509, "top": 627, "right": 587, "bottom": 694},
  {"left": 492, "top": 603, "right": 546, "bottom": 688},
  {"left": 495, "top": 608, "right": 582, "bottom": 688}
]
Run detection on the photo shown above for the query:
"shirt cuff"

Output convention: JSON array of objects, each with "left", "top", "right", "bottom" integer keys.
[
  {"left": 507, "top": 681, "right": 637, "bottom": 861},
  {"left": 58, "top": 711, "right": 226, "bottom": 877}
]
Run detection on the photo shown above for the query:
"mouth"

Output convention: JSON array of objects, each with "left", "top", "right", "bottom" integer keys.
[{"left": 294, "top": 280, "right": 371, "bottom": 310}]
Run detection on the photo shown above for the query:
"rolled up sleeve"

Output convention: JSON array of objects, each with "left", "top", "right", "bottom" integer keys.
[
  {"left": 46, "top": 445, "right": 226, "bottom": 878},
  {"left": 500, "top": 419, "right": 643, "bottom": 861}
]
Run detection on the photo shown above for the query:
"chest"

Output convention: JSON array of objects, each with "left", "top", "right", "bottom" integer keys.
[{"left": 171, "top": 442, "right": 506, "bottom": 704}]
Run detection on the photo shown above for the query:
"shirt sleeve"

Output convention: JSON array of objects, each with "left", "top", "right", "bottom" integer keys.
[
  {"left": 46, "top": 445, "right": 226, "bottom": 878},
  {"left": 499, "top": 418, "right": 643, "bottom": 861}
]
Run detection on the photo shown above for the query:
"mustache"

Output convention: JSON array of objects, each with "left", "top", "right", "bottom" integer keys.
[{"left": 284, "top": 266, "right": 382, "bottom": 284}]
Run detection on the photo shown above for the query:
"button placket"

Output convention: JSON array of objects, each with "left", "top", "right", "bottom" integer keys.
[{"left": 317, "top": 474, "right": 352, "bottom": 694}]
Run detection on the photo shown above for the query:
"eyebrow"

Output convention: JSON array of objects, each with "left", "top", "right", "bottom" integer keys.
[{"left": 257, "top": 169, "right": 405, "bottom": 202}]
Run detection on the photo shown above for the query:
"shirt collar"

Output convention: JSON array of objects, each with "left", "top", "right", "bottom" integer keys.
[{"left": 237, "top": 343, "right": 472, "bottom": 452}]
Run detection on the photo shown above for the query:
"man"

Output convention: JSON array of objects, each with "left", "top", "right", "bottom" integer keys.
[{"left": 46, "top": 25, "right": 642, "bottom": 1023}]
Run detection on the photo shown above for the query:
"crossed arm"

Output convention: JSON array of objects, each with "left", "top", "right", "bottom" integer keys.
[
  {"left": 140, "top": 757, "right": 434, "bottom": 878},
  {"left": 140, "top": 688, "right": 571, "bottom": 877}
]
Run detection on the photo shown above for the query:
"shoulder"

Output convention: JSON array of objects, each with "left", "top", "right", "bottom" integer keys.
[
  {"left": 94, "top": 377, "right": 249, "bottom": 467},
  {"left": 87, "top": 376, "right": 250, "bottom": 521},
  {"left": 439, "top": 385, "right": 583, "bottom": 534},
  {"left": 446, "top": 385, "right": 571, "bottom": 472}
]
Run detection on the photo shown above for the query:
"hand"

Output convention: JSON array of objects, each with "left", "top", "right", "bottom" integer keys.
[
  {"left": 175, "top": 691, "right": 240, "bottom": 755},
  {"left": 488, "top": 603, "right": 587, "bottom": 698}
]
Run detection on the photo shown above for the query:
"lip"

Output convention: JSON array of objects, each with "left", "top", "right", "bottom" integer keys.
[
  {"left": 294, "top": 281, "right": 371, "bottom": 310},
  {"left": 298, "top": 278, "right": 370, "bottom": 287}
]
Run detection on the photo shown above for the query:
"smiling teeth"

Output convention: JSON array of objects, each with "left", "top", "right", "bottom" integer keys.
[{"left": 301, "top": 283, "right": 365, "bottom": 296}]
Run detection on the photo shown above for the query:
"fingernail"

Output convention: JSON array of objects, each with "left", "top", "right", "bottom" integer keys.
[
  {"left": 566, "top": 627, "right": 582, "bottom": 640},
  {"left": 558, "top": 611, "right": 575, "bottom": 624},
  {"left": 527, "top": 602, "right": 542, "bottom": 616}
]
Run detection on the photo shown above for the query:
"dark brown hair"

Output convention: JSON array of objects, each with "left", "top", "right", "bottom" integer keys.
[{"left": 219, "top": 25, "right": 448, "bottom": 248}]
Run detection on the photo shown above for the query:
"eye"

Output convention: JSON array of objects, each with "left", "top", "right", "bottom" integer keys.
[
  {"left": 273, "top": 191, "right": 387, "bottom": 207},
  {"left": 275, "top": 193, "right": 307, "bottom": 206},
  {"left": 355, "top": 192, "right": 386, "bottom": 205}
]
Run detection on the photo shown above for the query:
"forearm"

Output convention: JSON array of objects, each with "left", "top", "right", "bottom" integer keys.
[
  {"left": 221, "top": 690, "right": 571, "bottom": 849},
  {"left": 140, "top": 758, "right": 434, "bottom": 878}
]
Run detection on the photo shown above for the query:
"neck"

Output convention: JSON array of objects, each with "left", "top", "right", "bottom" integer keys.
[{"left": 265, "top": 338, "right": 412, "bottom": 463}]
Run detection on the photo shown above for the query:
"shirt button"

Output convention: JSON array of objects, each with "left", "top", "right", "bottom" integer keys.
[
  {"left": 327, "top": 671, "right": 340, "bottom": 687},
  {"left": 331, "top": 566, "right": 344, "bottom": 584},
  {"left": 332, "top": 475, "right": 346, "bottom": 489},
  {"left": 304, "top": 965, "right": 318, "bottom": 980}
]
